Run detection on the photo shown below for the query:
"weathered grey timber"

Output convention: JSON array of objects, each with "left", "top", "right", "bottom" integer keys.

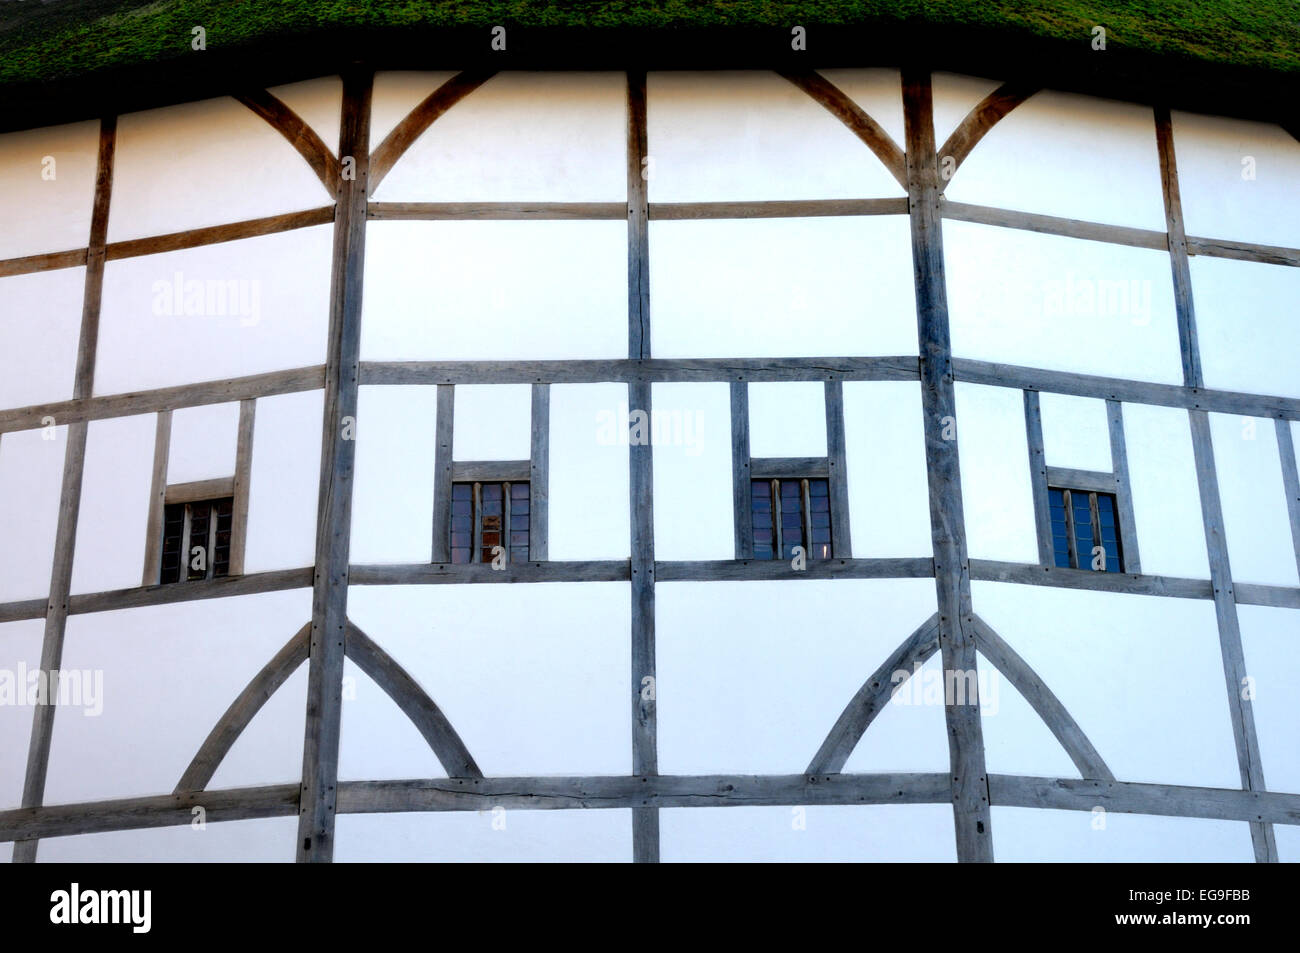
[
  {"left": 731, "top": 382, "right": 753, "bottom": 558},
  {"left": 107, "top": 207, "right": 336, "bottom": 261},
  {"left": 350, "top": 561, "right": 628, "bottom": 586},
  {"left": 297, "top": 71, "right": 371, "bottom": 863},
  {"left": 809, "top": 614, "right": 941, "bottom": 773},
  {"left": 1043, "top": 466, "right": 1117, "bottom": 494},
  {"left": 530, "top": 384, "right": 550, "bottom": 561},
  {"left": 1023, "top": 391, "right": 1053, "bottom": 565},
  {"left": 140, "top": 410, "right": 172, "bottom": 585},
  {"left": 450, "top": 460, "right": 530, "bottom": 482},
  {"left": 989, "top": 775, "right": 1300, "bottom": 825},
  {"left": 228, "top": 399, "right": 257, "bottom": 577},
  {"left": 940, "top": 199, "right": 1169, "bottom": 250},
  {"left": 344, "top": 623, "right": 482, "bottom": 779},
  {"left": 1275, "top": 418, "right": 1300, "bottom": 584},
  {"left": 175, "top": 623, "right": 312, "bottom": 793},
  {"left": 1106, "top": 400, "right": 1142, "bottom": 574},
  {"left": 750, "top": 456, "right": 829, "bottom": 479},
  {"left": 651, "top": 198, "right": 908, "bottom": 220},
  {"left": 969, "top": 558, "right": 1212, "bottom": 599},
  {"left": 1155, "top": 107, "right": 1204, "bottom": 390},
  {"left": 969, "top": 616, "right": 1113, "bottom": 780},
  {"left": 369, "top": 201, "right": 624, "bottom": 220},
  {"left": 655, "top": 557, "right": 932, "bottom": 583},
  {"left": 14, "top": 116, "right": 115, "bottom": 864},
  {"left": 824, "top": 380, "right": 854, "bottom": 557},
  {"left": 904, "top": 68, "right": 994, "bottom": 862}
]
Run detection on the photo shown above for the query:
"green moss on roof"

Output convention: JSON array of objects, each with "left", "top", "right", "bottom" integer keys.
[{"left": 1, "top": 0, "right": 1298, "bottom": 87}]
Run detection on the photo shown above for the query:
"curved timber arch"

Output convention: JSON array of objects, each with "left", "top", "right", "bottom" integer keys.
[
  {"left": 936, "top": 80, "right": 1040, "bottom": 193},
  {"left": 776, "top": 69, "right": 909, "bottom": 190},
  {"left": 174, "top": 619, "right": 482, "bottom": 793},
  {"left": 368, "top": 71, "right": 497, "bottom": 195},
  {"left": 235, "top": 88, "right": 343, "bottom": 196},
  {"left": 809, "top": 611, "right": 1112, "bottom": 780}
]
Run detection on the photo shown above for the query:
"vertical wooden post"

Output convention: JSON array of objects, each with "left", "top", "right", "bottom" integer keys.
[
  {"left": 731, "top": 381, "right": 753, "bottom": 559},
  {"left": 1106, "top": 399, "right": 1141, "bottom": 574},
  {"left": 1155, "top": 107, "right": 1203, "bottom": 390},
  {"left": 902, "top": 69, "right": 994, "bottom": 862},
  {"left": 530, "top": 383, "right": 550, "bottom": 561},
  {"left": 627, "top": 69, "right": 659, "bottom": 862},
  {"left": 13, "top": 116, "right": 116, "bottom": 864},
  {"left": 1023, "top": 391, "right": 1053, "bottom": 566},
  {"left": 141, "top": 410, "right": 173, "bottom": 585},
  {"left": 431, "top": 384, "right": 455, "bottom": 563},
  {"left": 824, "top": 380, "right": 853, "bottom": 557},
  {"left": 297, "top": 70, "right": 371, "bottom": 863},
  {"left": 228, "top": 399, "right": 256, "bottom": 577}
]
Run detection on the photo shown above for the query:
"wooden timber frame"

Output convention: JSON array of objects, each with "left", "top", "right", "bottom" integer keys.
[{"left": 2, "top": 67, "right": 1299, "bottom": 863}]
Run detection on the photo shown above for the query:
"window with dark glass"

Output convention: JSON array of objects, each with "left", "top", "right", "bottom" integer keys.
[
  {"left": 750, "top": 477, "right": 831, "bottom": 561},
  {"left": 1049, "top": 487, "right": 1122, "bottom": 572},
  {"left": 160, "top": 497, "right": 233, "bottom": 584},
  {"left": 451, "top": 481, "right": 530, "bottom": 564}
]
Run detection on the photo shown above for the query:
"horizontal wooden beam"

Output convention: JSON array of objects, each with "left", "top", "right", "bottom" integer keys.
[
  {"left": 970, "top": 558, "right": 1213, "bottom": 599},
  {"left": 165, "top": 476, "right": 236, "bottom": 505},
  {"left": 360, "top": 356, "right": 921, "bottom": 386},
  {"left": 369, "top": 202, "right": 625, "bottom": 221},
  {"left": 1045, "top": 466, "right": 1117, "bottom": 494},
  {"left": 0, "top": 365, "right": 325, "bottom": 435},
  {"left": 749, "top": 456, "right": 829, "bottom": 479},
  {"left": 1187, "top": 235, "right": 1300, "bottom": 268},
  {"left": 449, "top": 460, "right": 531, "bottom": 483},
  {"left": 953, "top": 357, "right": 1300, "bottom": 421},
  {"left": 941, "top": 199, "right": 1169, "bottom": 250},
  {"left": 655, "top": 557, "right": 933, "bottom": 582},
  {"left": 0, "top": 247, "right": 87, "bottom": 279},
  {"left": 348, "top": 561, "right": 630, "bottom": 586},
  {"left": 650, "top": 198, "right": 908, "bottom": 220},
  {"left": 105, "top": 207, "right": 336, "bottom": 262}
]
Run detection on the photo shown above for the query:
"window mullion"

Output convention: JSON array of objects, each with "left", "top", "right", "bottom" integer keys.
[
  {"left": 1062, "top": 489, "right": 1078, "bottom": 569},
  {"left": 800, "top": 478, "right": 812, "bottom": 558},
  {"left": 771, "top": 479, "right": 782, "bottom": 559},
  {"left": 472, "top": 482, "right": 482, "bottom": 564}
]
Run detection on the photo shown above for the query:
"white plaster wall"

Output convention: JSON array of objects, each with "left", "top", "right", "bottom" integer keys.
[
  {"left": 647, "top": 70, "right": 905, "bottom": 201},
  {"left": 1191, "top": 256, "right": 1300, "bottom": 400},
  {"left": 36, "top": 817, "right": 298, "bottom": 862},
  {"left": 747, "top": 381, "right": 827, "bottom": 458},
  {"left": 96, "top": 225, "right": 333, "bottom": 395},
  {"left": 931, "top": 72, "right": 1002, "bottom": 147},
  {"left": 661, "top": 804, "right": 957, "bottom": 862},
  {"left": 108, "top": 96, "right": 332, "bottom": 242},
  {"left": 0, "top": 267, "right": 86, "bottom": 410},
  {"left": 452, "top": 384, "right": 532, "bottom": 461},
  {"left": 350, "top": 384, "right": 437, "bottom": 565},
  {"left": 978, "top": 655, "right": 1082, "bottom": 780},
  {"left": 338, "top": 658, "right": 444, "bottom": 782},
  {"left": 945, "top": 90, "right": 1166, "bottom": 231},
  {"left": 954, "top": 382, "right": 1038, "bottom": 564},
  {"left": 69, "top": 413, "right": 155, "bottom": 595},
  {"left": 243, "top": 389, "right": 322, "bottom": 573},
  {"left": 650, "top": 216, "right": 917, "bottom": 358},
  {"left": 1238, "top": 604, "right": 1300, "bottom": 795},
  {"left": 167, "top": 401, "right": 239, "bottom": 485},
  {"left": 992, "top": 807, "right": 1254, "bottom": 862},
  {"left": 945, "top": 220, "right": 1183, "bottom": 383},
  {"left": 374, "top": 72, "right": 626, "bottom": 202},
  {"left": 0, "top": 119, "right": 98, "bottom": 259},
  {"left": 1122, "top": 403, "right": 1210, "bottom": 578},
  {"left": 1172, "top": 110, "right": 1300, "bottom": 249},
  {"left": 1039, "top": 393, "right": 1112, "bottom": 473},
  {"left": 361, "top": 220, "right": 626, "bottom": 361},
  {"left": 0, "top": 618, "right": 44, "bottom": 810},
  {"left": 1209, "top": 413, "right": 1298, "bottom": 588},
  {"left": 842, "top": 381, "right": 933, "bottom": 558},
  {"left": 0, "top": 427, "right": 66, "bottom": 603},
  {"left": 651, "top": 382, "right": 733, "bottom": 561},
  {"left": 345, "top": 584, "right": 629, "bottom": 777},
  {"left": 547, "top": 383, "right": 630, "bottom": 561},
  {"left": 43, "top": 588, "right": 312, "bottom": 803},
  {"left": 656, "top": 579, "right": 946, "bottom": 775},
  {"left": 818, "top": 69, "right": 906, "bottom": 151},
  {"left": 335, "top": 809, "right": 631, "bottom": 862},
  {"left": 972, "top": 582, "right": 1242, "bottom": 790},
  {"left": 1274, "top": 826, "right": 1300, "bottom": 864}
]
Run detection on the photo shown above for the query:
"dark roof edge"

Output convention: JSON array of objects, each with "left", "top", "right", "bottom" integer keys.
[{"left": 2, "top": 23, "right": 1298, "bottom": 135}]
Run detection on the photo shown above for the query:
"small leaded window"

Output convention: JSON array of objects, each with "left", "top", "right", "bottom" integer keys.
[
  {"left": 451, "top": 481, "right": 530, "bottom": 564},
  {"left": 751, "top": 477, "right": 831, "bottom": 561},
  {"left": 160, "top": 498, "right": 233, "bottom": 584},
  {"left": 1049, "top": 487, "right": 1122, "bottom": 572}
]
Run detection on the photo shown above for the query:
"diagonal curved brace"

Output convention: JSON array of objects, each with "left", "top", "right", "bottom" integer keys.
[
  {"left": 174, "top": 622, "right": 312, "bottom": 794},
  {"left": 970, "top": 614, "right": 1114, "bottom": 781},
  {"left": 777, "top": 70, "right": 909, "bottom": 191},
  {"left": 345, "top": 622, "right": 483, "bottom": 779},
  {"left": 807, "top": 613, "right": 941, "bottom": 773},
  {"left": 937, "top": 81, "right": 1039, "bottom": 193},
  {"left": 368, "top": 71, "right": 497, "bottom": 195},
  {"left": 235, "top": 89, "right": 342, "bottom": 196}
]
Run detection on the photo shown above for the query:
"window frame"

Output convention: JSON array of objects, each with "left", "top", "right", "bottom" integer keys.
[
  {"left": 450, "top": 477, "right": 531, "bottom": 565},
  {"left": 1048, "top": 485, "right": 1124, "bottom": 573}
]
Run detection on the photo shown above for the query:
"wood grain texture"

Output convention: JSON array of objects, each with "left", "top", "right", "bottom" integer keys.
[
  {"left": 298, "top": 71, "right": 371, "bottom": 864},
  {"left": 969, "top": 558, "right": 1212, "bottom": 599},
  {"left": 1156, "top": 106, "right": 1204, "bottom": 390},
  {"left": 228, "top": 399, "right": 256, "bottom": 577},
  {"left": 164, "top": 476, "right": 236, "bottom": 505},
  {"left": 1188, "top": 408, "right": 1276, "bottom": 861},
  {"left": 970, "top": 616, "right": 1113, "bottom": 780},
  {"left": 1023, "top": 391, "right": 1053, "bottom": 566},
  {"left": 530, "top": 383, "right": 550, "bottom": 561},
  {"left": 361, "top": 356, "right": 921, "bottom": 386},
  {"left": 344, "top": 623, "right": 482, "bottom": 779},
  {"left": 627, "top": 70, "right": 650, "bottom": 363},
  {"left": 629, "top": 377, "right": 658, "bottom": 862},
  {"left": 1275, "top": 418, "right": 1300, "bottom": 585},
  {"left": 824, "top": 380, "right": 853, "bottom": 557},
  {"left": 175, "top": 623, "right": 312, "bottom": 793},
  {"left": 937, "top": 81, "right": 1038, "bottom": 192},
  {"left": 749, "top": 456, "right": 829, "bottom": 479},
  {"left": 1044, "top": 466, "right": 1117, "bottom": 494},
  {"left": 0, "top": 366, "right": 324, "bottom": 435},
  {"left": 1187, "top": 235, "right": 1300, "bottom": 268},
  {"left": 368, "top": 71, "right": 494, "bottom": 194},
  {"left": 235, "top": 88, "right": 341, "bottom": 194},
  {"left": 989, "top": 775, "right": 1300, "bottom": 825},
  {"left": 808, "top": 614, "right": 941, "bottom": 773},
  {"left": 904, "top": 68, "right": 994, "bottom": 862},
  {"left": 0, "top": 247, "right": 86, "bottom": 278},
  {"left": 369, "top": 201, "right": 623, "bottom": 220},
  {"left": 430, "top": 384, "right": 455, "bottom": 564},
  {"left": 105, "top": 207, "right": 336, "bottom": 262},
  {"left": 651, "top": 198, "right": 908, "bottom": 220},
  {"left": 349, "top": 561, "right": 629, "bottom": 586},
  {"left": 730, "top": 382, "right": 753, "bottom": 559},
  {"left": 450, "top": 460, "right": 530, "bottom": 482},
  {"left": 1106, "top": 400, "right": 1142, "bottom": 574},
  {"left": 141, "top": 410, "right": 172, "bottom": 586},
  {"left": 14, "top": 115, "right": 115, "bottom": 864},
  {"left": 940, "top": 199, "right": 1169, "bottom": 250},
  {"left": 655, "top": 557, "right": 932, "bottom": 582},
  {"left": 778, "top": 70, "right": 908, "bottom": 189}
]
